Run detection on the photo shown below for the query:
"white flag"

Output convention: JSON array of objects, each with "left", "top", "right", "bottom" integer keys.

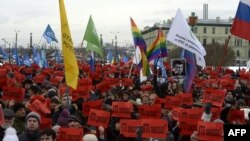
[
  {"left": 133, "top": 46, "right": 141, "bottom": 64},
  {"left": 247, "top": 60, "right": 250, "bottom": 69},
  {"left": 195, "top": 53, "right": 206, "bottom": 68},
  {"left": 167, "top": 9, "right": 206, "bottom": 57}
]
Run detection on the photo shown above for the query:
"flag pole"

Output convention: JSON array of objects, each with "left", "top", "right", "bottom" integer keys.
[
  {"left": 217, "top": 35, "right": 231, "bottom": 76},
  {"left": 128, "top": 63, "right": 133, "bottom": 78}
]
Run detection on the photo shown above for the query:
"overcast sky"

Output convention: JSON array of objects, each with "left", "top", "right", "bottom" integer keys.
[{"left": 0, "top": 0, "right": 239, "bottom": 48}]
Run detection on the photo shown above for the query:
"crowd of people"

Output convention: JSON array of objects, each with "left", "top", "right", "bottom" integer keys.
[{"left": 0, "top": 60, "right": 250, "bottom": 141}]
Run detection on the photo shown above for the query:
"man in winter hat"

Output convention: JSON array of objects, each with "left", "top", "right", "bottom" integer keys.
[
  {"left": 18, "top": 112, "right": 41, "bottom": 141},
  {"left": 12, "top": 102, "right": 26, "bottom": 135}
]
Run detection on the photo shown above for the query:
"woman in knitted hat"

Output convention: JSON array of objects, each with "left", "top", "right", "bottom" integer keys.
[{"left": 18, "top": 112, "right": 41, "bottom": 141}]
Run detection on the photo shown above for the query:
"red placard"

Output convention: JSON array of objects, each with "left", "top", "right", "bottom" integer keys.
[
  {"left": 227, "top": 109, "right": 245, "bottom": 124},
  {"left": 2, "top": 86, "right": 25, "bottom": 101},
  {"left": 120, "top": 119, "right": 141, "bottom": 137},
  {"left": 165, "top": 96, "right": 181, "bottom": 110},
  {"left": 0, "top": 104, "right": 4, "bottom": 125},
  {"left": 87, "top": 109, "right": 110, "bottom": 128},
  {"left": 40, "top": 117, "right": 52, "bottom": 129},
  {"left": 141, "top": 119, "right": 168, "bottom": 139},
  {"left": 82, "top": 99, "right": 103, "bottom": 116},
  {"left": 172, "top": 108, "right": 182, "bottom": 120},
  {"left": 202, "top": 88, "right": 226, "bottom": 107},
  {"left": 138, "top": 104, "right": 161, "bottom": 119},
  {"left": 172, "top": 108, "right": 203, "bottom": 121},
  {"left": 58, "top": 128, "right": 83, "bottom": 141},
  {"left": 179, "top": 118, "right": 199, "bottom": 135},
  {"left": 179, "top": 93, "right": 193, "bottom": 106},
  {"left": 197, "top": 121, "right": 223, "bottom": 141},
  {"left": 155, "top": 97, "right": 166, "bottom": 105},
  {"left": 73, "top": 85, "right": 92, "bottom": 99},
  {"left": 112, "top": 102, "right": 133, "bottom": 118},
  {"left": 29, "top": 99, "right": 51, "bottom": 115}
]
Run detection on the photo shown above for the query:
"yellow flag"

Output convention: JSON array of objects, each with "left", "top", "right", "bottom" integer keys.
[{"left": 59, "top": 0, "right": 79, "bottom": 89}]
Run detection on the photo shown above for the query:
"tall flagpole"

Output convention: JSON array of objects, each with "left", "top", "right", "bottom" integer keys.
[{"left": 217, "top": 35, "right": 231, "bottom": 76}]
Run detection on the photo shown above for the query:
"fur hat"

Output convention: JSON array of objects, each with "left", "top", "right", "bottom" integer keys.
[
  {"left": 3, "top": 127, "right": 19, "bottom": 141},
  {"left": 83, "top": 134, "right": 98, "bottom": 141},
  {"left": 26, "top": 112, "right": 41, "bottom": 123}
]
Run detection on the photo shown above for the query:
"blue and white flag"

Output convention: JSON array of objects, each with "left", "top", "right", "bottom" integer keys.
[
  {"left": 33, "top": 47, "right": 42, "bottom": 67},
  {"left": 43, "top": 24, "right": 58, "bottom": 44},
  {"left": 89, "top": 51, "right": 95, "bottom": 72},
  {"left": 107, "top": 51, "right": 113, "bottom": 63},
  {"left": 55, "top": 49, "right": 61, "bottom": 63},
  {"left": 23, "top": 52, "right": 31, "bottom": 66},
  {"left": 122, "top": 55, "right": 129, "bottom": 63},
  {"left": 155, "top": 58, "right": 167, "bottom": 81},
  {"left": 0, "top": 46, "right": 9, "bottom": 60},
  {"left": 41, "top": 49, "right": 48, "bottom": 68},
  {"left": 12, "top": 48, "right": 20, "bottom": 66}
]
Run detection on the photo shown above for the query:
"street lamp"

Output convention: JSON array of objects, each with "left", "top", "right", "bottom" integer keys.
[
  {"left": 2, "top": 38, "right": 11, "bottom": 63},
  {"left": 110, "top": 31, "right": 119, "bottom": 63},
  {"left": 15, "top": 30, "right": 20, "bottom": 51}
]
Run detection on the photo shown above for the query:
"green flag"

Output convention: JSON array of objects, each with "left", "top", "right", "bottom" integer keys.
[{"left": 84, "top": 15, "right": 103, "bottom": 58}]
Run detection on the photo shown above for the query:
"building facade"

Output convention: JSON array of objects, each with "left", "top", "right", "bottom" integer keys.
[{"left": 141, "top": 17, "right": 250, "bottom": 66}]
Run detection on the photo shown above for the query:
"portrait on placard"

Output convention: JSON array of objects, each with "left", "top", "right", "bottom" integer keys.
[{"left": 171, "top": 59, "right": 186, "bottom": 79}]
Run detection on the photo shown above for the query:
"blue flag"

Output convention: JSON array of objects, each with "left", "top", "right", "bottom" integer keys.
[
  {"left": 89, "top": 51, "right": 95, "bottom": 72},
  {"left": 55, "top": 49, "right": 61, "bottom": 64},
  {"left": 41, "top": 49, "right": 48, "bottom": 68},
  {"left": 107, "top": 51, "right": 113, "bottom": 63},
  {"left": 23, "top": 52, "right": 31, "bottom": 66},
  {"left": 33, "top": 47, "right": 42, "bottom": 67},
  {"left": 122, "top": 55, "right": 129, "bottom": 63},
  {"left": 43, "top": 24, "right": 58, "bottom": 44},
  {"left": 0, "top": 46, "right": 9, "bottom": 60},
  {"left": 12, "top": 48, "right": 20, "bottom": 66},
  {"left": 155, "top": 58, "right": 167, "bottom": 81},
  {"left": 180, "top": 49, "right": 197, "bottom": 92}
]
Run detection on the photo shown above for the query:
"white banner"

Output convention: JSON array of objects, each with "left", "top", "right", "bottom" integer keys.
[{"left": 167, "top": 9, "right": 206, "bottom": 57}]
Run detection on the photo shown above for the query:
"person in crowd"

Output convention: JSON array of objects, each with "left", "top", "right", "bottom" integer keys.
[
  {"left": 68, "top": 114, "right": 83, "bottom": 129},
  {"left": 83, "top": 134, "right": 98, "bottom": 141},
  {"left": 3, "top": 127, "right": 19, "bottom": 141},
  {"left": 12, "top": 102, "right": 26, "bottom": 135},
  {"left": 40, "top": 128, "right": 57, "bottom": 141},
  {"left": 18, "top": 112, "right": 41, "bottom": 141},
  {"left": 141, "top": 92, "right": 150, "bottom": 105},
  {"left": 0, "top": 108, "right": 15, "bottom": 141},
  {"left": 52, "top": 125, "right": 61, "bottom": 138},
  {"left": 28, "top": 84, "right": 42, "bottom": 97},
  {"left": 149, "top": 93, "right": 157, "bottom": 105}
]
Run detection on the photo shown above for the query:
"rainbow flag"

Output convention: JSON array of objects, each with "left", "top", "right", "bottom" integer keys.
[
  {"left": 130, "top": 17, "right": 150, "bottom": 76},
  {"left": 147, "top": 29, "right": 168, "bottom": 62}
]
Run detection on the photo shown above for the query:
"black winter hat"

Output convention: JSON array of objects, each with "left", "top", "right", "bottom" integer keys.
[{"left": 12, "top": 103, "right": 25, "bottom": 113}]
